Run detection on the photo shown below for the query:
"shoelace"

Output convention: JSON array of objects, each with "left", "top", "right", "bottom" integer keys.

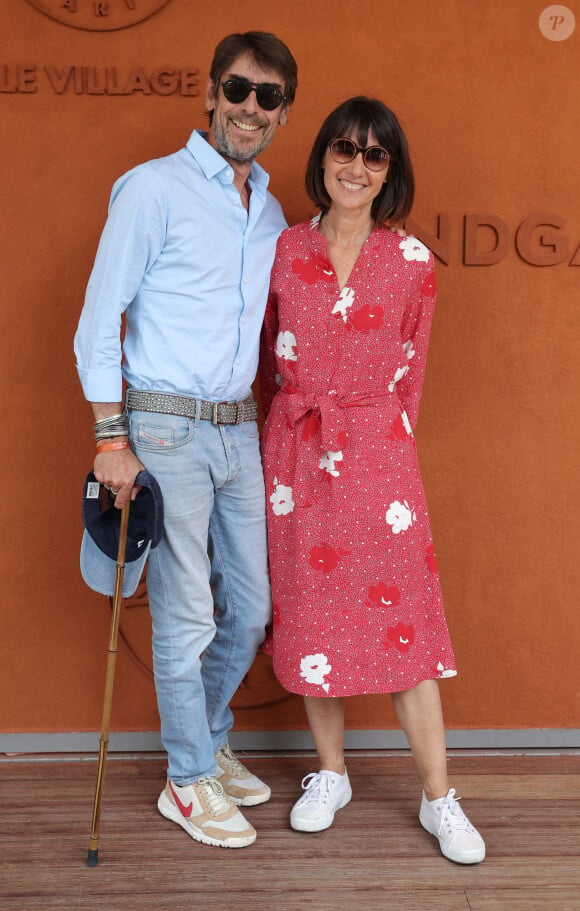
[
  {"left": 298, "top": 771, "right": 333, "bottom": 806},
  {"left": 196, "top": 776, "right": 232, "bottom": 815},
  {"left": 437, "top": 789, "right": 475, "bottom": 836},
  {"left": 218, "top": 745, "right": 248, "bottom": 776}
]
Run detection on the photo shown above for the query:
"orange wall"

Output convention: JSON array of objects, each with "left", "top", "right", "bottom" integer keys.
[{"left": 1, "top": 1, "right": 578, "bottom": 735}]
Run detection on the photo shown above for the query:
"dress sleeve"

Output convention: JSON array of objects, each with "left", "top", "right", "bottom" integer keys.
[
  {"left": 258, "top": 284, "right": 280, "bottom": 420},
  {"left": 396, "top": 254, "right": 437, "bottom": 430}
]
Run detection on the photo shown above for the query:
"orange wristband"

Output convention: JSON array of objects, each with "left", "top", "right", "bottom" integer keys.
[{"left": 96, "top": 440, "right": 130, "bottom": 454}]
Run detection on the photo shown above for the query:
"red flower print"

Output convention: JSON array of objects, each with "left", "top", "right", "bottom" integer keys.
[
  {"left": 421, "top": 272, "right": 436, "bottom": 297},
  {"left": 309, "top": 544, "right": 350, "bottom": 573},
  {"left": 367, "top": 583, "right": 401, "bottom": 608},
  {"left": 425, "top": 543, "right": 438, "bottom": 574},
  {"left": 291, "top": 254, "right": 335, "bottom": 285},
  {"left": 348, "top": 305, "right": 384, "bottom": 333},
  {"left": 384, "top": 623, "right": 415, "bottom": 653},
  {"left": 388, "top": 413, "right": 408, "bottom": 441},
  {"left": 301, "top": 410, "right": 321, "bottom": 441}
]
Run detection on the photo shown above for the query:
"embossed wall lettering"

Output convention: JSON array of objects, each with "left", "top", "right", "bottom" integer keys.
[
  {"left": 25, "top": 0, "right": 171, "bottom": 31},
  {"left": 406, "top": 214, "right": 580, "bottom": 267},
  {"left": 0, "top": 64, "right": 199, "bottom": 96}
]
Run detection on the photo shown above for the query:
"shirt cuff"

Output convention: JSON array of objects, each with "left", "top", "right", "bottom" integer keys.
[{"left": 76, "top": 365, "right": 123, "bottom": 403}]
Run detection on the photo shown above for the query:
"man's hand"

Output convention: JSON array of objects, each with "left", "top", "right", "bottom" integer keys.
[{"left": 94, "top": 447, "right": 144, "bottom": 509}]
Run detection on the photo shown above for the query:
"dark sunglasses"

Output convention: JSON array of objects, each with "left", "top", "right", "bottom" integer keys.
[
  {"left": 329, "top": 138, "right": 390, "bottom": 171},
  {"left": 218, "top": 78, "right": 286, "bottom": 111}
]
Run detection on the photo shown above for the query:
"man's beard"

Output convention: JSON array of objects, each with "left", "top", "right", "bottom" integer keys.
[{"left": 212, "top": 116, "right": 272, "bottom": 163}]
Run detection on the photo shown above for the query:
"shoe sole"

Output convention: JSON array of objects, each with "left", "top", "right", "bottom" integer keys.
[
  {"left": 290, "top": 785, "right": 353, "bottom": 833},
  {"left": 158, "top": 791, "right": 256, "bottom": 848},
  {"left": 419, "top": 813, "right": 486, "bottom": 864}
]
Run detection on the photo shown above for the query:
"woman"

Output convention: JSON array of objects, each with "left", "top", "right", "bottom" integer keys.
[{"left": 259, "top": 97, "right": 485, "bottom": 864}]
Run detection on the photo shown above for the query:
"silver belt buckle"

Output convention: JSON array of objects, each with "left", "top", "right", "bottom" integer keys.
[{"left": 212, "top": 401, "right": 233, "bottom": 425}]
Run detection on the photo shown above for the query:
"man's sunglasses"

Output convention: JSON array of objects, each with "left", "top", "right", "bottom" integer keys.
[
  {"left": 329, "top": 138, "right": 390, "bottom": 172},
  {"left": 218, "top": 78, "right": 286, "bottom": 112}
]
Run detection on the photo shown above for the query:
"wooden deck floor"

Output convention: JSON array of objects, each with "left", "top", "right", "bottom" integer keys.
[{"left": 1, "top": 752, "right": 579, "bottom": 910}]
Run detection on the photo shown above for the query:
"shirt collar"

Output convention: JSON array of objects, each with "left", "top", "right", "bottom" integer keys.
[{"left": 186, "top": 130, "right": 270, "bottom": 191}]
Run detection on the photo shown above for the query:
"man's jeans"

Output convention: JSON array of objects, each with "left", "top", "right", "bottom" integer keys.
[{"left": 129, "top": 407, "right": 271, "bottom": 786}]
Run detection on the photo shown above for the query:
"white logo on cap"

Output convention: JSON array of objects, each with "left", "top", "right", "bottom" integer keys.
[{"left": 86, "top": 482, "right": 100, "bottom": 499}]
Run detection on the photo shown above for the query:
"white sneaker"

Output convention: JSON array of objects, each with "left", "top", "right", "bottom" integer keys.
[
  {"left": 158, "top": 776, "right": 256, "bottom": 848},
  {"left": 215, "top": 744, "right": 271, "bottom": 806},
  {"left": 419, "top": 788, "right": 486, "bottom": 864},
  {"left": 290, "top": 769, "right": 352, "bottom": 832}
]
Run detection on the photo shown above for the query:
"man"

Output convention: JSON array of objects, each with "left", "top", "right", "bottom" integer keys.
[{"left": 74, "top": 32, "right": 297, "bottom": 849}]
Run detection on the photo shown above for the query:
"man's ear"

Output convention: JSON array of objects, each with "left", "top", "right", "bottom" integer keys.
[
  {"left": 205, "top": 76, "right": 217, "bottom": 113},
  {"left": 279, "top": 105, "right": 290, "bottom": 127}
]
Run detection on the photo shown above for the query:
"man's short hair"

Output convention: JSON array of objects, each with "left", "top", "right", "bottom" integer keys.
[
  {"left": 209, "top": 31, "right": 298, "bottom": 105},
  {"left": 305, "top": 96, "right": 415, "bottom": 227}
]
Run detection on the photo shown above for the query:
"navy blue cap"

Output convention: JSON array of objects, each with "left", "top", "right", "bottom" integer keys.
[{"left": 80, "top": 470, "right": 164, "bottom": 597}]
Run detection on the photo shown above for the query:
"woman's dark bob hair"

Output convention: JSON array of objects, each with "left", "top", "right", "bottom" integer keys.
[{"left": 305, "top": 96, "right": 414, "bottom": 226}]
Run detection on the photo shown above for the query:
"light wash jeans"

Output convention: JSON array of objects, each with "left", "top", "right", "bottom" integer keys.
[{"left": 128, "top": 407, "right": 271, "bottom": 786}]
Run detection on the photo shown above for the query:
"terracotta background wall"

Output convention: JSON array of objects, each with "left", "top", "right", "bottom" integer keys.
[{"left": 1, "top": 1, "right": 578, "bottom": 738}]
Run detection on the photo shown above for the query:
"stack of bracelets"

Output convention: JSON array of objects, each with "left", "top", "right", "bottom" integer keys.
[{"left": 94, "top": 412, "right": 130, "bottom": 454}]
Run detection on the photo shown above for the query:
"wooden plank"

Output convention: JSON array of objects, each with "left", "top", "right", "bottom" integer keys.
[
  {"left": 466, "top": 887, "right": 580, "bottom": 911},
  {"left": 0, "top": 754, "right": 579, "bottom": 911}
]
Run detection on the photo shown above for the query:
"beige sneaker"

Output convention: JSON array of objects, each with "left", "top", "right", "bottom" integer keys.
[
  {"left": 158, "top": 776, "right": 256, "bottom": 848},
  {"left": 215, "top": 744, "right": 271, "bottom": 806}
]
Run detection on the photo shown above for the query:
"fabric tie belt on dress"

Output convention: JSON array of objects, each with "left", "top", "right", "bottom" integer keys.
[
  {"left": 125, "top": 389, "right": 258, "bottom": 425},
  {"left": 281, "top": 384, "right": 396, "bottom": 451}
]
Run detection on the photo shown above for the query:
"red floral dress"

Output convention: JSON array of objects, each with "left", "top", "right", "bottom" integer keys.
[{"left": 259, "top": 216, "right": 456, "bottom": 697}]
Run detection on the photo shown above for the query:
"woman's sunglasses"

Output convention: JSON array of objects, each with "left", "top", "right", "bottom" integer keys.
[
  {"left": 218, "top": 78, "right": 286, "bottom": 112},
  {"left": 329, "top": 138, "right": 390, "bottom": 172}
]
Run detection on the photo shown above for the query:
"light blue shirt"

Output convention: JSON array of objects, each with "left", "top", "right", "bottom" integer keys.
[{"left": 74, "top": 130, "right": 287, "bottom": 403}]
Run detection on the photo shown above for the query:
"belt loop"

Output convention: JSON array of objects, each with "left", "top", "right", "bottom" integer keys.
[{"left": 194, "top": 397, "right": 201, "bottom": 426}]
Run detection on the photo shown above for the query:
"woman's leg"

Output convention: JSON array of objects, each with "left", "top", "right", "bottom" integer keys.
[
  {"left": 303, "top": 695, "right": 346, "bottom": 773},
  {"left": 392, "top": 679, "right": 486, "bottom": 863},
  {"left": 391, "top": 679, "right": 448, "bottom": 800},
  {"left": 290, "top": 696, "right": 351, "bottom": 832}
]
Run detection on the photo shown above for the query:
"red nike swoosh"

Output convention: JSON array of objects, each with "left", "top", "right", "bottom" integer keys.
[{"left": 169, "top": 781, "right": 192, "bottom": 818}]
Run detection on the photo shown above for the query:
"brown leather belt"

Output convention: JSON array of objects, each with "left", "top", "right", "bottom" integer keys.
[{"left": 125, "top": 389, "right": 258, "bottom": 425}]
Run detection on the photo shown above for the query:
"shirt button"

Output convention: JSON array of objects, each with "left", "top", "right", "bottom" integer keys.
[
  {"left": 236, "top": 359, "right": 241, "bottom": 365},
  {"left": 241, "top": 317, "right": 247, "bottom": 324},
  {"left": 243, "top": 278, "right": 248, "bottom": 284}
]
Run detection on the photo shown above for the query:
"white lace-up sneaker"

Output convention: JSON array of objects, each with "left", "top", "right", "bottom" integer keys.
[
  {"left": 290, "top": 769, "right": 352, "bottom": 832},
  {"left": 158, "top": 776, "right": 256, "bottom": 848},
  {"left": 215, "top": 744, "right": 271, "bottom": 806},
  {"left": 419, "top": 788, "right": 486, "bottom": 864}
]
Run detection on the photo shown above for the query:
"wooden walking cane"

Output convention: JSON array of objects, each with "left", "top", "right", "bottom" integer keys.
[{"left": 86, "top": 499, "right": 131, "bottom": 867}]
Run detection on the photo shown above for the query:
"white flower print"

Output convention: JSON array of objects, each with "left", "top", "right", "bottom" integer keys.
[
  {"left": 403, "top": 340, "right": 415, "bottom": 360},
  {"left": 300, "top": 653, "right": 332, "bottom": 692},
  {"left": 437, "top": 662, "right": 457, "bottom": 678},
  {"left": 388, "top": 364, "right": 409, "bottom": 392},
  {"left": 331, "top": 287, "right": 355, "bottom": 323},
  {"left": 270, "top": 477, "right": 295, "bottom": 516},
  {"left": 319, "top": 450, "right": 343, "bottom": 477},
  {"left": 399, "top": 235, "right": 430, "bottom": 263},
  {"left": 275, "top": 373, "right": 282, "bottom": 386},
  {"left": 275, "top": 330, "right": 297, "bottom": 361},
  {"left": 386, "top": 499, "right": 416, "bottom": 534},
  {"left": 400, "top": 409, "right": 412, "bottom": 436}
]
